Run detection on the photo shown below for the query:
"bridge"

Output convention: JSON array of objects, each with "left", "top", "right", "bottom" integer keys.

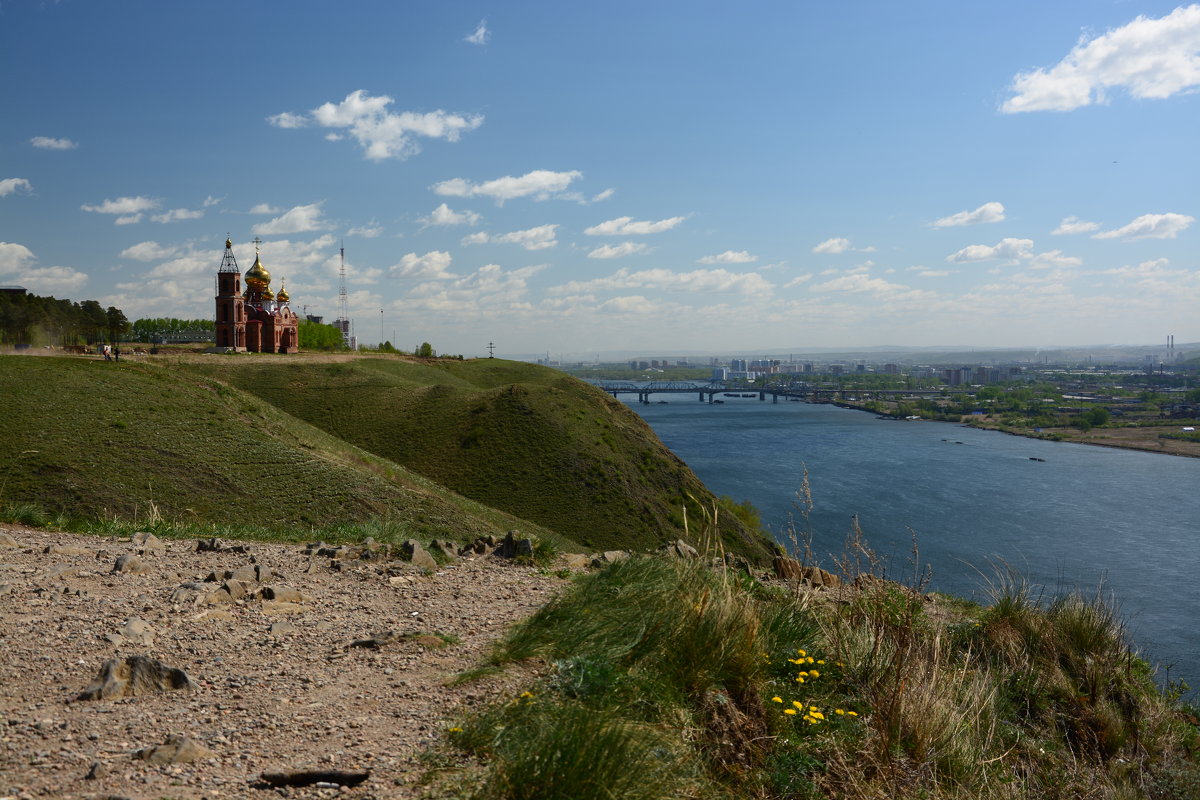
[{"left": 592, "top": 380, "right": 954, "bottom": 405}]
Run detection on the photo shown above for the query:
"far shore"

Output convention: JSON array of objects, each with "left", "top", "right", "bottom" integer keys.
[{"left": 833, "top": 400, "right": 1200, "bottom": 460}]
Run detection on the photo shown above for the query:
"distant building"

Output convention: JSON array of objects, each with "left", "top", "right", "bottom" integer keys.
[
  {"left": 0, "top": 285, "right": 27, "bottom": 296},
  {"left": 214, "top": 238, "right": 299, "bottom": 353},
  {"left": 883, "top": 363, "right": 900, "bottom": 375},
  {"left": 712, "top": 367, "right": 728, "bottom": 380}
]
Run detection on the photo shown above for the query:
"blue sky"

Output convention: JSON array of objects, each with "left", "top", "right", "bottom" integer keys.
[{"left": 2, "top": 1, "right": 1197, "bottom": 357}]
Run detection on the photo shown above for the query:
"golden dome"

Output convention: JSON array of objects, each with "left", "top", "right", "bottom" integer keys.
[
  {"left": 244, "top": 252, "right": 271, "bottom": 289},
  {"left": 225, "top": 237, "right": 233, "bottom": 249},
  {"left": 277, "top": 281, "right": 290, "bottom": 303},
  {"left": 262, "top": 286, "right": 275, "bottom": 301}
]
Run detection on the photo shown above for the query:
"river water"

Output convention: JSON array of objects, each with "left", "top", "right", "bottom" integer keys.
[{"left": 624, "top": 394, "right": 1200, "bottom": 690}]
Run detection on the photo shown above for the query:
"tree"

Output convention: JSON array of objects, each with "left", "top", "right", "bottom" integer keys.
[
  {"left": 106, "top": 306, "right": 130, "bottom": 343},
  {"left": 416, "top": 341, "right": 435, "bottom": 358}
]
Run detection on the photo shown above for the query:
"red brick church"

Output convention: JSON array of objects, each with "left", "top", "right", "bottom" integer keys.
[{"left": 214, "top": 238, "right": 299, "bottom": 353}]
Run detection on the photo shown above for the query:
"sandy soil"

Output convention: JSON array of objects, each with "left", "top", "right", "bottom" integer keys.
[
  {"left": 966, "top": 421, "right": 1200, "bottom": 459},
  {"left": 0, "top": 526, "right": 565, "bottom": 800}
]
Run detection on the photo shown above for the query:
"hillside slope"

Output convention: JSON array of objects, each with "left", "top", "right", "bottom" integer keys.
[
  {"left": 0, "top": 355, "right": 564, "bottom": 545},
  {"left": 183, "top": 355, "right": 772, "bottom": 559}
]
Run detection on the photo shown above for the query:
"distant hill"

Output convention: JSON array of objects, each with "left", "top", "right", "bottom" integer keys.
[
  {"left": 1, "top": 354, "right": 771, "bottom": 561},
  {"left": 182, "top": 355, "right": 771, "bottom": 559}
]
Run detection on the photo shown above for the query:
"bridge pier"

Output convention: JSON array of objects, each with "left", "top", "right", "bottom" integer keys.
[
  {"left": 698, "top": 391, "right": 705, "bottom": 402},
  {"left": 759, "top": 391, "right": 765, "bottom": 401},
  {"left": 773, "top": 393, "right": 778, "bottom": 403}
]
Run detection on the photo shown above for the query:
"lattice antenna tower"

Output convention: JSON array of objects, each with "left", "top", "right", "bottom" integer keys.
[{"left": 337, "top": 241, "right": 350, "bottom": 347}]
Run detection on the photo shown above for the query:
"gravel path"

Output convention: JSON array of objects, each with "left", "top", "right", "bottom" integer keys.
[{"left": 0, "top": 526, "right": 564, "bottom": 799}]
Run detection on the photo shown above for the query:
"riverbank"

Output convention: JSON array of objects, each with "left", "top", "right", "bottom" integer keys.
[{"left": 834, "top": 399, "right": 1200, "bottom": 459}]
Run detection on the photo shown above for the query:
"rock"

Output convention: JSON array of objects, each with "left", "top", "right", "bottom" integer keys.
[
  {"left": 772, "top": 557, "right": 841, "bottom": 587},
  {"left": 131, "top": 532, "right": 165, "bottom": 555},
  {"left": 258, "top": 769, "right": 370, "bottom": 788},
  {"left": 0, "top": 531, "right": 20, "bottom": 547},
  {"left": 660, "top": 539, "right": 700, "bottom": 559},
  {"left": 426, "top": 539, "right": 459, "bottom": 562},
  {"left": 556, "top": 553, "right": 591, "bottom": 570},
  {"left": 120, "top": 617, "right": 155, "bottom": 646},
  {"left": 591, "top": 550, "right": 630, "bottom": 568},
  {"left": 268, "top": 621, "right": 297, "bottom": 636},
  {"left": 44, "top": 545, "right": 90, "bottom": 556},
  {"left": 497, "top": 531, "right": 535, "bottom": 559},
  {"left": 350, "top": 630, "right": 412, "bottom": 649},
  {"left": 170, "top": 582, "right": 206, "bottom": 605},
  {"left": 197, "top": 538, "right": 251, "bottom": 554},
  {"left": 133, "top": 734, "right": 214, "bottom": 765},
  {"left": 261, "top": 585, "right": 304, "bottom": 603},
  {"left": 399, "top": 540, "right": 437, "bottom": 571},
  {"left": 84, "top": 760, "right": 105, "bottom": 780},
  {"left": 111, "top": 554, "right": 149, "bottom": 575},
  {"left": 0, "top": 583, "right": 12, "bottom": 596},
  {"left": 76, "top": 655, "right": 197, "bottom": 701}
]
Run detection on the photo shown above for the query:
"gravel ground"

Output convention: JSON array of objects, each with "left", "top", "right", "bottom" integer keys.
[{"left": 0, "top": 526, "right": 565, "bottom": 799}]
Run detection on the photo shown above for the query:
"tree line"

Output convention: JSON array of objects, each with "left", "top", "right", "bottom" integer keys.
[{"left": 0, "top": 291, "right": 129, "bottom": 347}]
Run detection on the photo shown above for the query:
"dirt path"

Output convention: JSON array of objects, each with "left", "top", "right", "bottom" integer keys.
[{"left": 0, "top": 526, "right": 564, "bottom": 799}]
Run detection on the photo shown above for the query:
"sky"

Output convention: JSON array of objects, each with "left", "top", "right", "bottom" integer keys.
[{"left": 1, "top": 1, "right": 1197, "bottom": 358}]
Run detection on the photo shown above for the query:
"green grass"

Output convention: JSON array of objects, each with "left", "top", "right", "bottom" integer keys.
[
  {"left": 0, "top": 354, "right": 571, "bottom": 547},
  {"left": 431, "top": 556, "right": 1200, "bottom": 800},
  {"left": 179, "top": 355, "right": 771, "bottom": 560}
]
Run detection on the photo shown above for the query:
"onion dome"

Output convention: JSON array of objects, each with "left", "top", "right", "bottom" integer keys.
[
  {"left": 277, "top": 280, "right": 290, "bottom": 303},
  {"left": 244, "top": 252, "right": 271, "bottom": 290},
  {"left": 261, "top": 286, "right": 275, "bottom": 301},
  {"left": 225, "top": 237, "right": 233, "bottom": 249}
]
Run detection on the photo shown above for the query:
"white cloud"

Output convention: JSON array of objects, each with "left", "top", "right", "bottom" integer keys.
[
  {"left": 698, "top": 250, "right": 757, "bottom": 264},
  {"left": 151, "top": 207, "right": 204, "bottom": 224},
  {"left": 812, "top": 237, "right": 850, "bottom": 254},
  {"left": 1001, "top": 5, "right": 1200, "bottom": 113},
  {"left": 599, "top": 295, "right": 661, "bottom": 315},
  {"left": 269, "top": 90, "right": 484, "bottom": 161},
  {"left": 495, "top": 224, "right": 559, "bottom": 250},
  {"left": 591, "top": 188, "right": 615, "bottom": 203},
  {"left": 0, "top": 178, "right": 32, "bottom": 197},
  {"left": 81, "top": 196, "right": 159, "bottom": 225},
  {"left": 390, "top": 251, "right": 457, "bottom": 280},
  {"left": 252, "top": 203, "right": 328, "bottom": 236},
  {"left": 30, "top": 136, "right": 77, "bottom": 150},
  {"left": 0, "top": 242, "right": 35, "bottom": 274},
  {"left": 1052, "top": 215, "right": 1101, "bottom": 235},
  {"left": 547, "top": 267, "right": 772, "bottom": 297},
  {"left": 433, "top": 169, "right": 582, "bottom": 204},
  {"left": 465, "top": 19, "right": 490, "bottom": 45},
  {"left": 120, "top": 241, "right": 179, "bottom": 262},
  {"left": 403, "top": 264, "right": 546, "bottom": 315},
  {"left": 588, "top": 242, "right": 650, "bottom": 259},
  {"left": 461, "top": 232, "right": 490, "bottom": 246},
  {"left": 347, "top": 222, "right": 383, "bottom": 238},
  {"left": 0, "top": 242, "right": 88, "bottom": 293},
  {"left": 203, "top": 195, "right": 224, "bottom": 207},
  {"left": 1028, "top": 249, "right": 1082, "bottom": 269},
  {"left": 916, "top": 269, "right": 951, "bottom": 278},
  {"left": 1092, "top": 212, "right": 1194, "bottom": 240},
  {"left": 783, "top": 274, "right": 813, "bottom": 289},
  {"left": 249, "top": 203, "right": 282, "bottom": 215},
  {"left": 931, "top": 202, "right": 1006, "bottom": 227},
  {"left": 946, "top": 237, "right": 1034, "bottom": 263},
  {"left": 421, "top": 202, "right": 481, "bottom": 227},
  {"left": 584, "top": 215, "right": 685, "bottom": 235}
]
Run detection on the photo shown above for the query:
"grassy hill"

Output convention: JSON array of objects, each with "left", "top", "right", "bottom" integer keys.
[
  {"left": 180, "top": 355, "right": 771, "bottom": 558},
  {"left": 2, "top": 353, "right": 771, "bottom": 560},
  {"left": 0, "top": 354, "right": 568, "bottom": 546}
]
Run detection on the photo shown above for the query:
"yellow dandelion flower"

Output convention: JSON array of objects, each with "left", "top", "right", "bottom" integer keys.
[
  {"left": 809, "top": 706, "right": 819, "bottom": 712},
  {"left": 809, "top": 669, "right": 820, "bottom": 678},
  {"left": 795, "top": 676, "right": 805, "bottom": 683},
  {"left": 848, "top": 711, "right": 859, "bottom": 717},
  {"left": 448, "top": 726, "right": 463, "bottom": 733},
  {"left": 835, "top": 709, "right": 846, "bottom": 715},
  {"left": 804, "top": 715, "right": 818, "bottom": 724},
  {"left": 836, "top": 661, "right": 845, "bottom": 667},
  {"left": 807, "top": 656, "right": 815, "bottom": 663},
  {"left": 787, "top": 658, "right": 801, "bottom": 664},
  {"left": 817, "top": 659, "right": 825, "bottom": 664},
  {"left": 797, "top": 649, "right": 807, "bottom": 657},
  {"left": 813, "top": 712, "right": 825, "bottom": 720},
  {"left": 792, "top": 700, "right": 804, "bottom": 708},
  {"left": 798, "top": 671, "right": 809, "bottom": 677},
  {"left": 520, "top": 691, "right": 534, "bottom": 698},
  {"left": 772, "top": 697, "right": 783, "bottom": 703},
  {"left": 784, "top": 708, "right": 797, "bottom": 715}
]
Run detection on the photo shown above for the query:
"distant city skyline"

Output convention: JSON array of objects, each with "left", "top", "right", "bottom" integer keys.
[{"left": 2, "top": 1, "right": 1197, "bottom": 356}]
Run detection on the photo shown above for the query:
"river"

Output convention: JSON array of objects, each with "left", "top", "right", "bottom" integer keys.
[{"left": 623, "top": 394, "right": 1200, "bottom": 691}]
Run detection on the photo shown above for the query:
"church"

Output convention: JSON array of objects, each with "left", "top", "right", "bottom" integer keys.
[{"left": 213, "top": 238, "right": 299, "bottom": 353}]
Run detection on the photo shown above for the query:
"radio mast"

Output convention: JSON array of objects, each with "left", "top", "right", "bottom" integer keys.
[{"left": 336, "top": 241, "right": 351, "bottom": 348}]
